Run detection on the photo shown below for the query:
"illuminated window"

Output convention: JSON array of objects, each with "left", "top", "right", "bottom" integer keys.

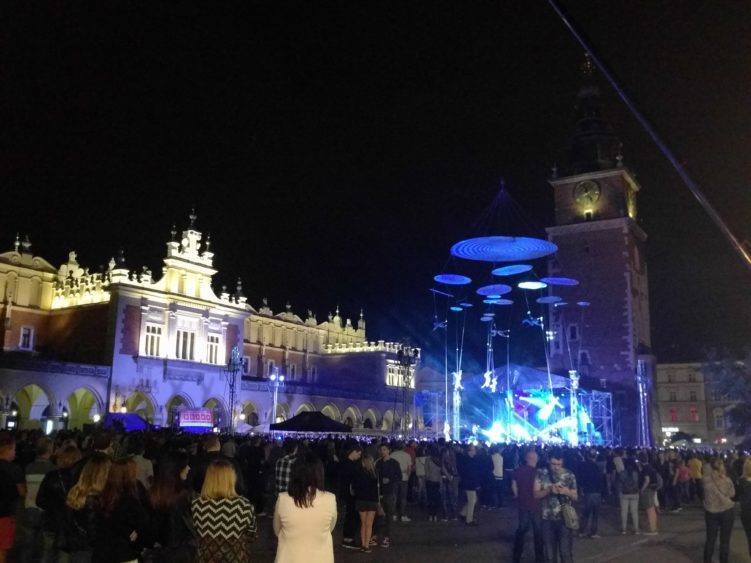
[
  {"left": 206, "top": 334, "right": 220, "bottom": 364},
  {"left": 19, "top": 326, "right": 34, "bottom": 351},
  {"left": 669, "top": 408, "right": 678, "bottom": 422},
  {"left": 144, "top": 324, "right": 162, "bottom": 357},
  {"left": 175, "top": 329, "right": 195, "bottom": 361},
  {"left": 690, "top": 406, "right": 699, "bottom": 422},
  {"left": 584, "top": 210, "right": 593, "bottom": 221}
]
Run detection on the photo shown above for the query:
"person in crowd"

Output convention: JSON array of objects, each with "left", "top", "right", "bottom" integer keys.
[
  {"left": 352, "top": 454, "right": 379, "bottom": 553},
  {"left": 37, "top": 444, "right": 83, "bottom": 561},
  {"left": 338, "top": 443, "right": 363, "bottom": 550},
  {"left": 192, "top": 434, "right": 245, "bottom": 496},
  {"left": 65, "top": 453, "right": 112, "bottom": 562},
  {"left": 0, "top": 432, "right": 26, "bottom": 563},
  {"left": 192, "top": 458, "right": 257, "bottom": 562},
  {"left": 458, "top": 444, "right": 482, "bottom": 526},
  {"left": 617, "top": 457, "right": 641, "bottom": 535},
  {"left": 274, "top": 452, "right": 336, "bottom": 563},
  {"left": 440, "top": 443, "right": 459, "bottom": 521},
  {"left": 702, "top": 457, "right": 735, "bottom": 563},
  {"left": 674, "top": 458, "right": 692, "bottom": 505},
  {"left": 237, "top": 436, "right": 270, "bottom": 516},
  {"left": 491, "top": 445, "right": 505, "bottom": 508},
  {"left": 425, "top": 446, "right": 443, "bottom": 521},
  {"left": 127, "top": 436, "right": 154, "bottom": 490},
  {"left": 576, "top": 450, "right": 604, "bottom": 538},
  {"left": 375, "top": 443, "right": 401, "bottom": 548},
  {"left": 414, "top": 445, "right": 427, "bottom": 506},
  {"left": 736, "top": 458, "right": 751, "bottom": 559},
  {"left": 93, "top": 457, "right": 150, "bottom": 562},
  {"left": 688, "top": 451, "right": 704, "bottom": 502},
  {"left": 18, "top": 437, "right": 55, "bottom": 563},
  {"left": 534, "top": 449, "right": 577, "bottom": 563},
  {"left": 274, "top": 439, "right": 299, "bottom": 497},
  {"left": 148, "top": 450, "right": 196, "bottom": 562},
  {"left": 638, "top": 456, "right": 660, "bottom": 535},
  {"left": 512, "top": 449, "right": 544, "bottom": 563},
  {"left": 390, "top": 443, "right": 412, "bottom": 522}
]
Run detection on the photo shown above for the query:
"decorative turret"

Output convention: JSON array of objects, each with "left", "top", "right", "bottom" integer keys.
[
  {"left": 358, "top": 309, "right": 366, "bottom": 332},
  {"left": 21, "top": 235, "right": 32, "bottom": 253},
  {"left": 13, "top": 234, "right": 20, "bottom": 253}
]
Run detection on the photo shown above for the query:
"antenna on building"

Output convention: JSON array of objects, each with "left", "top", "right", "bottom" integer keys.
[
  {"left": 189, "top": 208, "right": 197, "bottom": 229},
  {"left": 21, "top": 235, "right": 32, "bottom": 253},
  {"left": 170, "top": 224, "right": 177, "bottom": 242},
  {"left": 236, "top": 277, "right": 244, "bottom": 298},
  {"left": 204, "top": 233, "right": 212, "bottom": 251},
  {"left": 13, "top": 233, "right": 20, "bottom": 252},
  {"left": 117, "top": 248, "right": 126, "bottom": 265}
]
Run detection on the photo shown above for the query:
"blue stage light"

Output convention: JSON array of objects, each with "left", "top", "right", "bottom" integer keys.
[
  {"left": 476, "top": 284, "right": 512, "bottom": 296},
  {"left": 434, "top": 274, "right": 472, "bottom": 285},
  {"left": 450, "top": 306, "right": 463, "bottom": 312},
  {"left": 518, "top": 281, "right": 547, "bottom": 290},
  {"left": 492, "top": 264, "right": 533, "bottom": 276},
  {"left": 451, "top": 236, "right": 558, "bottom": 262}
]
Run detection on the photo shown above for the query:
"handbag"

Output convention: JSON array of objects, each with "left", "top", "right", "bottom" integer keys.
[{"left": 561, "top": 503, "right": 579, "bottom": 530}]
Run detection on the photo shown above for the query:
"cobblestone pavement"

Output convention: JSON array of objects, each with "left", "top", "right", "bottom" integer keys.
[{"left": 252, "top": 499, "right": 751, "bottom": 562}]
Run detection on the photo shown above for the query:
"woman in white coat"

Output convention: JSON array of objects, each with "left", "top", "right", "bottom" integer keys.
[{"left": 273, "top": 452, "right": 337, "bottom": 563}]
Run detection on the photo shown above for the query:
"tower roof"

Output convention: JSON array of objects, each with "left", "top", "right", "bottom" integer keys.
[{"left": 566, "top": 54, "right": 622, "bottom": 175}]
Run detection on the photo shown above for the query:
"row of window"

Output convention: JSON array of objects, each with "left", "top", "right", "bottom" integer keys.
[
  {"left": 240, "top": 356, "right": 315, "bottom": 379},
  {"left": 143, "top": 324, "right": 222, "bottom": 365},
  {"left": 666, "top": 390, "right": 699, "bottom": 402},
  {"left": 668, "top": 406, "right": 700, "bottom": 423}
]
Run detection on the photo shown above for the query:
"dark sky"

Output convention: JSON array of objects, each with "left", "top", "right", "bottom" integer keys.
[{"left": 3, "top": 2, "right": 751, "bottom": 366}]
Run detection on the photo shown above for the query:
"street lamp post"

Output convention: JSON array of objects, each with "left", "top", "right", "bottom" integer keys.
[
  {"left": 224, "top": 345, "right": 243, "bottom": 433},
  {"left": 396, "top": 345, "right": 419, "bottom": 437},
  {"left": 269, "top": 368, "right": 286, "bottom": 427}
]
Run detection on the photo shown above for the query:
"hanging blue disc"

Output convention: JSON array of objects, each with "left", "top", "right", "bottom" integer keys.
[
  {"left": 434, "top": 274, "right": 472, "bottom": 285},
  {"left": 492, "top": 264, "right": 533, "bottom": 276},
  {"left": 577, "top": 301, "right": 591, "bottom": 307},
  {"left": 540, "top": 277, "right": 579, "bottom": 286},
  {"left": 459, "top": 302, "right": 473, "bottom": 307},
  {"left": 536, "top": 296, "right": 562, "bottom": 304},
  {"left": 518, "top": 281, "right": 547, "bottom": 290},
  {"left": 476, "top": 284, "right": 512, "bottom": 296},
  {"left": 554, "top": 301, "right": 568, "bottom": 307},
  {"left": 483, "top": 298, "right": 502, "bottom": 305},
  {"left": 483, "top": 312, "right": 496, "bottom": 317},
  {"left": 494, "top": 299, "right": 514, "bottom": 305},
  {"left": 450, "top": 306, "right": 463, "bottom": 312},
  {"left": 480, "top": 316, "right": 494, "bottom": 322},
  {"left": 450, "top": 236, "right": 557, "bottom": 262}
]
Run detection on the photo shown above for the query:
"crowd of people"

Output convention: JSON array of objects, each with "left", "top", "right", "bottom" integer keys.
[{"left": 0, "top": 426, "right": 750, "bottom": 562}]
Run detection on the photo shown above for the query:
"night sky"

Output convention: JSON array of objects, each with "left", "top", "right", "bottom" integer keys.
[{"left": 3, "top": 2, "right": 750, "bottom": 368}]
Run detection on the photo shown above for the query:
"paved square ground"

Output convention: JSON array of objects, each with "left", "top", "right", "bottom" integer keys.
[{"left": 252, "top": 499, "right": 751, "bottom": 562}]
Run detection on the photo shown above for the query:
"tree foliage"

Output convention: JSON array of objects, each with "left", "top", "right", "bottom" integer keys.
[{"left": 702, "top": 349, "right": 751, "bottom": 440}]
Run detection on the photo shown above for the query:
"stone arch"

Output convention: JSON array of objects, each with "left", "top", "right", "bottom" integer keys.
[
  {"left": 165, "top": 394, "right": 194, "bottom": 427},
  {"left": 241, "top": 401, "right": 260, "bottom": 426},
  {"left": 321, "top": 403, "right": 341, "bottom": 422},
  {"left": 381, "top": 409, "right": 396, "bottom": 431},
  {"left": 341, "top": 405, "right": 362, "bottom": 428},
  {"left": 295, "top": 402, "right": 316, "bottom": 415},
  {"left": 363, "top": 408, "right": 380, "bottom": 430},
  {"left": 270, "top": 402, "right": 290, "bottom": 423},
  {"left": 203, "top": 398, "right": 228, "bottom": 428},
  {"left": 14, "top": 384, "right": 52, "bottom": 429},
  {"left": 66, "top": 387, "right": 103, "bottom": 429},
  {"left": 124, "top": 392, "right": 155, "bottom": 422}
]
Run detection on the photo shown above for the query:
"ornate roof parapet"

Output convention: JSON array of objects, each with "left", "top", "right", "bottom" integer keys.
[
  {"left": 323, "top": 340, "right": 421, "bottom": 358},
  {"left": 305, "top": 309, "right": 317, "bottom": 326},
  {"left": 52, "top": 251, "right": 111, "bottom": 309},
  {"left": 258, "top": 297, "right": 273, "bottom": 316}
]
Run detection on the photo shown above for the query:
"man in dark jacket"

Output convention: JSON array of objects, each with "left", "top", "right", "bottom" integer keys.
[
  {"left": 458, "top": 445, "right": 483, "bottom": 525},
  {"left": 376, "top": 444, "right": 401, "bottom": 548},
  {"left": 576, "top": 451, "right": 604, "bottom": 538},
  {"left": 338, "top": 444, "right": 362, "bottom": 550},
  {"left": 191, "top": 434, "right": 245, "bottom": 495}
]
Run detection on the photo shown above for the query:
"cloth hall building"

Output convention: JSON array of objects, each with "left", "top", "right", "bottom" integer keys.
[{"left": 0, "top": 218, "right": 421, "bottom": 433}]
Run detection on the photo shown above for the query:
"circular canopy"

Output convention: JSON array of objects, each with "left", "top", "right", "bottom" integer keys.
[
  {"left": 536, "top": 296, "right": 562, "bottom": 304},
  {"left": 476, "top": 284, "right": 512, "bottom": 296},
  {"left": 483, "top": 298, "right": 502, "bottom": 304},
  {"left": 577, "top": 301, "right": 591, "bottom": 307},
  {"left": 482, "top": 312, "right": 496, "bottom": 317},
  {"left": 554, "top": 301, "right": 569, "bottom": 307},
  {"left": 434, "top": 274, "right": 472, "bottom": 285},
  {"left": 492, "top": 264, "right": 533, "bottom": 276},
  {"left": 459, "top": 302, "right": 473, "bottom": 308},
  {"left": 540, "top": 277, "right": 579, "bottom": 287},
  {"left": 451, "top": 236, "right": 557, "bottom": 262},
  {"left": 450, "top": 306, "right": 463, "bottom": 312},
  {"left": 480, "top": 316, "right": 494, "bottom": 322},
  {"left": 494, "top": 298, "right": 514, "bottom": 306},
  {"left": 518, "top": 281, "right": 547, "bottom": 290}
]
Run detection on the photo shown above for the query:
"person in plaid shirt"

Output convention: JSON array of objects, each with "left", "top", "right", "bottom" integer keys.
[{"left": 275, "top": 439, "right": 299, "bottom": 493}]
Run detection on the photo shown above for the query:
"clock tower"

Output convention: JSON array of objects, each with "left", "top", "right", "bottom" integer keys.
[{"left": 546, "top": 58, "right": 654, "bottom": 445}]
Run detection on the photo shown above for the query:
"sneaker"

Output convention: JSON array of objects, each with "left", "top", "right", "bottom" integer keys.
[
  {"left": 392, "top": 515, "right": 398, "bottom": 522},
  {"left": 441, "top": 517, "right": 449, "bottom": 522},
  {"left": 342, "top": 542, "right": 360, "bottom": 551},
  {"left": 466, "top": 521, "right": 479, "bottom": 527},
  {"left": 644, "top": 531, "right": 658, "bottom": 536},
  {"left": 401, "top": 515, "right": 411, "bottom": 522},
  {"left": 381, "top": 538, "right": 391, "bottom": 548},
  {"left": 589, "top": 534, "right": 601, "bottom": 539},
  {"left": 361, "top": 547, "right": 372, "bottom": 553},
  {"left": 621, "top": 530, "right": 627, "bottom": 535},
  {"left": 369, "top": 538, "right": 377, "bottom": 547},
  {"left": 634, "top": 531, "right": 641, "bottom": 535}
]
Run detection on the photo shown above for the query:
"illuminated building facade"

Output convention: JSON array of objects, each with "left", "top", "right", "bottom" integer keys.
[{"left": 0, "top": 214, "right": 422, "bottom": 433}]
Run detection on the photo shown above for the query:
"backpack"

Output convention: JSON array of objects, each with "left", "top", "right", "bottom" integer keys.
[{"left": 620, "top": 470, "right": 639, "bottom": 494}]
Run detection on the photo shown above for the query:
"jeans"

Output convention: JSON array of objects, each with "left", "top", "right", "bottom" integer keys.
[
  {"left": 492, "top": 478, "right": 504, "bottom": 507},
  {"left": 460, "top": 490, "right": 478, "bottom": 523},
  {"left": 395, "top": 480, "right": 409, "bottom": 518},
  {"left": 542, "top": 518, "right": 573, "bottom": 563},
  {"left": 741, "top": 513, "right": 751, "bottom": 559},
  {"left": 342, "top": 494, "right": 360, "bottom": 543},
  {"left": 581, "top": 492, "right": 601, "bottom": 536},
  {"left": 378, "top": 493, "right": 396, "bottom": 539},
  {"left": 619, "top": 493, "right": 639, "bottom": 532},
  {"left": 704, "top": 508, "right": 735, "bottom": 563},
  {"left": 441, "top": 477, "right": 458, "bottom": 519},
  {"left": 426, "top": 481, "right": 441, "bottom": 517},
  {"left": 513, "top": 509, "right": 544, "bottom": 563},
  {"left": 17, "top": 508, "right": 44, "bottom": 563}
]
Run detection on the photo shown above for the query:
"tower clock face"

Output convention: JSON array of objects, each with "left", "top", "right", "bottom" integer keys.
[{"left": 573, "top": 180, "right": 601, "bottom": 205}]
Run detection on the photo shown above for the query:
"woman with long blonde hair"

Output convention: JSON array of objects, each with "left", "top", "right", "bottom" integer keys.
[
  {"left": 702, "top": 457, "right": 735, "bottom": 563},
  {"left": 191, "top": 458, "right": 256, "bottom": 562},
  {"left": 66, "top": 453, "right": 111, "bottom": 511},
  {"left": 352, "top": 454, "right": 379, "bottom": 553}
]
